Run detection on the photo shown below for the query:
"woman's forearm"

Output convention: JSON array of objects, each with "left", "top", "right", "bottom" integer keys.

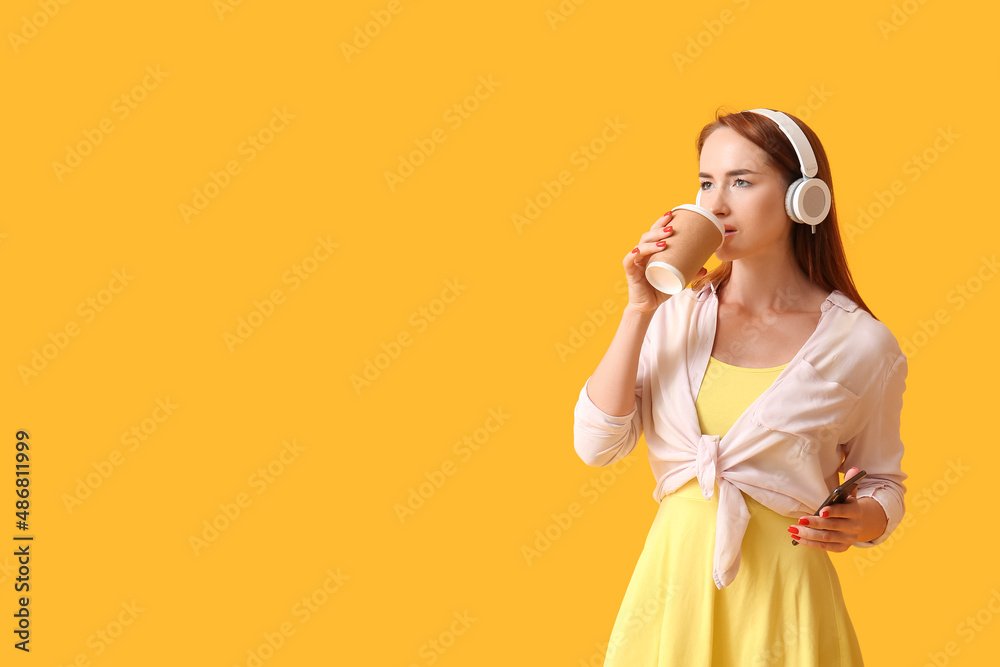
[{"left": 585, "top": 303, "right": 656, "bottom": 417}]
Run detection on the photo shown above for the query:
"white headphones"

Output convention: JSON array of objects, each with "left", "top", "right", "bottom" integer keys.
[{"left": 696, "top": 108, "right": 831, "bottom": 231}]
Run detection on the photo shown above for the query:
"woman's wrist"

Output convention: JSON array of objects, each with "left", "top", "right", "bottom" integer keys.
[
  {"left": 624, "top": 302, "right": 658, "bottom": 317},
  {"left": 857, "top": 497, "right": 889, "bottom": 543},
  {"left": 622, "top": 303, "right": 657, "bottom": 329}
]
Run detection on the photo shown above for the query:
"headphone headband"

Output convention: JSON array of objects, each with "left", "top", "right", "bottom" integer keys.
[{"left": 743, "top": 108, "right": 819, "bottom": 178}]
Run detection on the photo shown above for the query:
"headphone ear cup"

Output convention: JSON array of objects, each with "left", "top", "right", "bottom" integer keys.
[
  {"left": 784, "top": 178, "right": 805, "bottom": 224},
  {"left": 785, "top": 177, "right": 831, "bottom": 226}
]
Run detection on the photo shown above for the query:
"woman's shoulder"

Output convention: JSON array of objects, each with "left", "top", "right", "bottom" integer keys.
[{"left": 825, "top": 289, "right": 904, "bottom": 362}]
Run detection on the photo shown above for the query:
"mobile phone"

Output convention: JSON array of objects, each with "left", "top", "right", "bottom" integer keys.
[{"left": 792, "top": 470, "right": 866, "bottom": 546}]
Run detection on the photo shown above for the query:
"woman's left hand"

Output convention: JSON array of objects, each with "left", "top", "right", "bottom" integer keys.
[{"left": 787, "top": 467, "right": 886, "bottom": 552}]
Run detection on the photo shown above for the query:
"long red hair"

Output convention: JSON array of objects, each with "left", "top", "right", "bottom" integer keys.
[{"left": 689, "top": 107, "right": 877, "bottom": 321}]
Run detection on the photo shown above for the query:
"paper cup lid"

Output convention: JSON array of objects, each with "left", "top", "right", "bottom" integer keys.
[{"left": 670, "top": 204, "right": 726, "bottom": 247}]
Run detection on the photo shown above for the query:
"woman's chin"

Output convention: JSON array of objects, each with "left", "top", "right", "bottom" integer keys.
[{"left": 714, "top": 248, "right": 737, "bottom": 262}]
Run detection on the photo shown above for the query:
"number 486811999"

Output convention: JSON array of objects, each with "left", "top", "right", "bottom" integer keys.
[{"left": 15, "top": 430, "right": 30, "bottom": 531}]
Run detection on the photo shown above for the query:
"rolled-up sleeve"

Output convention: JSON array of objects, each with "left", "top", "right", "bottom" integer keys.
[
  {"left": 842, "top": 353, "right": 908, "bottom": 548},
  {"left": 572, "top": 332, "right": 648, "bottom": 467}
]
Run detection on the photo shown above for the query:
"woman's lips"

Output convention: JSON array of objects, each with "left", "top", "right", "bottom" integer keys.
[{"left": 723, "top": 226, "right": 737, "bottom": 238}]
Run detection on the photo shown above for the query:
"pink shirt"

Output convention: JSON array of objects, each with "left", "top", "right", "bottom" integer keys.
[{"left": 573, "top": 282, "right": 908, "bottom": 589}]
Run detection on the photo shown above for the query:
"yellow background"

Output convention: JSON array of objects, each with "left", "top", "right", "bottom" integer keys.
[{"left": 2, "top": 0, "right": 998, "bottom": 665}]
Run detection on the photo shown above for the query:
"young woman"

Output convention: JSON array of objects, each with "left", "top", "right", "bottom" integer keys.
[{"left": 573, "top": 108, "right": 907, "bottom": 665}]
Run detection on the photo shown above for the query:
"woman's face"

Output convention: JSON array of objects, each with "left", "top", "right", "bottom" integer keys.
[{"left": 698, "top": 127, "right": 793, "bottom": 262}]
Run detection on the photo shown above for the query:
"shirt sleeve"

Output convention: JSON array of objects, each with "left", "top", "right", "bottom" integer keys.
[
  {"left": 572, "top": 329, "right": 649, "bottom": 467},
  {"left": 841, "top": 352, "right": 908, "bottom": 548}
]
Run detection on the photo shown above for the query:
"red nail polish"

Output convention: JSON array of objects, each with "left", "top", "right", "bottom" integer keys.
[
  {"left": 663, "top": 211, "right": 671, "bottom": 217},
  {"left": 632, "top": 247, "right": 639, "bottom": 253},
  {"left": 664, "top": 226, "right": 673, "bottom": 232},
  {"left": 787, "top": 527, "right": 799, "bottom": 534},
  {"left": 820, "top": 510, "right": 829, "bottom": 518},
  {"left": 798, "top": 518, "right": 810, "bottom": 526},
  {"left": 655, "top": 241, "right": 666, "bottom": 247}
]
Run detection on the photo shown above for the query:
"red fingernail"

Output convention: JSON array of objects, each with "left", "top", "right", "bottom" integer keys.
[
  {"left": 665, "top": 226, "right": 673, "bottom": 232},
  {"left": 798, "top": 518, "right": 810, "bottom": 526},
  {"left": 787, "top": 527, "right": 799, "bottom": 535},
  {"left": 663, "top": 211, "right": 671, "bottom": 217},
  {"left": 655, "top": 241, "right": 666, "bottom": 247},
  {"left": 820, "top": 510, "right": 829, "bottom": 518},
  {"left": 632, "top": 247, "right": 639, "bottom": 253}
]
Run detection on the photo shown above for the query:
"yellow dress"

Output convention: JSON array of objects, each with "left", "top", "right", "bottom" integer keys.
[{"left": 602, "top": 356, "right": 865, "bottom": 666}]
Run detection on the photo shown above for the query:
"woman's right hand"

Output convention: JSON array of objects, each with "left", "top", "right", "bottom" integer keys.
[{"left": 623, "top": 210, "right": 708, "bottom": 313}]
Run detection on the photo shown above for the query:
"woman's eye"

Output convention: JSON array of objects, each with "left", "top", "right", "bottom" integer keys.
[{"left": 700, "top": 179, "right": 749, "bottom": 189}]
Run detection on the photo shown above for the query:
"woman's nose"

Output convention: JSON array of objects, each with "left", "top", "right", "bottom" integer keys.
[
  {"left": 699, "top": 188, "right": 725, "bottom": 212},
  {"left": 703, "top": 194, "right": 726, "bottom": 217}
]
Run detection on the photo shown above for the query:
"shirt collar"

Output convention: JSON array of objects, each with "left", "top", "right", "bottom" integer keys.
[
  {"left": 826, "top": 289, "right": 858, "bottom": 312},
  {"left": 691, "top": 281, "right": 859, "bottom": 313}
]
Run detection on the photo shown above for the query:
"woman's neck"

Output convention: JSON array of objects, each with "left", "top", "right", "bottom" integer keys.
[{"left": 722, "top": 246, "right": 823, "bottom": 315}]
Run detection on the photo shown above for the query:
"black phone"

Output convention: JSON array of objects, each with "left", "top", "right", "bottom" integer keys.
[{"left": 792, "top": 469, "right": 866, "bottom": 546}]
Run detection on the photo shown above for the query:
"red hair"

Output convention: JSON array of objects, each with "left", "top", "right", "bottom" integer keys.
[{"left": 689, "top": 107, "right": 877, "bottom": 321}]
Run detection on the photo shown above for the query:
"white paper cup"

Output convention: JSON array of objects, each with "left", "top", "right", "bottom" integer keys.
[{"left": 645, "top": 204, "right": 725, "bottom": 295}]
